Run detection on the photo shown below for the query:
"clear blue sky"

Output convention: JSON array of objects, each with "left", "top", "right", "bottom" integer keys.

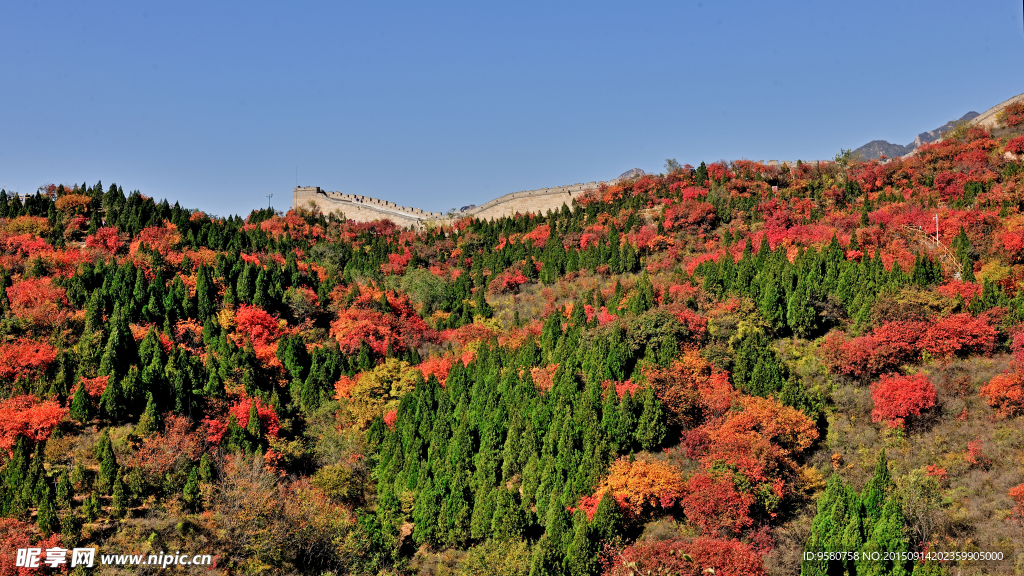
[{"left": 1, "top": 0, "right": 1022, "bottom": 217}]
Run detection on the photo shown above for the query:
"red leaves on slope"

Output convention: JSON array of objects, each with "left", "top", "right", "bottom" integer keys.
[
  {"left": 204, "top": 396, "right": 280, "bottom": 444},
  {"left": 602, "top": 537, "right": 765, "bottom": 576},
  {"left": 0, "top": 339, "right": 57, "bottom": 381},
  {"left": 979, "top": 371, "right": 1024, "bottom": 418},
  {"left": 85, "top": 227, "right": 125, "bottom": 253},
  {"left": 682, "top": 472, "right": 755, "bottom": 537},
  {"left": 870, "top": 373, "right": 937, "bottom": 428},
  {"left": 6, "top": 277, "right": 68, "bottom": 326},
  {"left": 644, "top": 350, "right": 733, "bottom": 429},
  {"left": 330, "top": 286, "right": 433, "bottom": 356},
  {"left": 821, "top": 314, "right": 996, "bottom": 379},
  {"left": 0, "top": 395, "right": 67, "bottom": 453}
]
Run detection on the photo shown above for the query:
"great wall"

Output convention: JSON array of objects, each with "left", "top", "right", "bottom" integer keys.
[
  {"left": 291, "top": 161, "right": 820, "bottom": 229},
  {"left": 292, "top": 180, "right": 618, "bottom": 229}
]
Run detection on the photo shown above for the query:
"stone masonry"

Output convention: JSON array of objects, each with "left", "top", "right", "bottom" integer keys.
[{"left": 292, "top": 180, "right": 616, "bottom": 229}]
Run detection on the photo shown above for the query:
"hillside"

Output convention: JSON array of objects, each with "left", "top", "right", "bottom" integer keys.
[{"left": 1, "top": 111, "right": 1024, "bottom": 575}]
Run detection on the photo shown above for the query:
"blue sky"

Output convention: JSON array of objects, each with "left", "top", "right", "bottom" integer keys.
[{"left": 1, "top": 0, "right": 1022, "bottom": 217}]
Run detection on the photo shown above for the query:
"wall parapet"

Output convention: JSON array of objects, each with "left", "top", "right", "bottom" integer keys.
[{"left": 291, "top": 179, "right": 619, "bottom": 228}]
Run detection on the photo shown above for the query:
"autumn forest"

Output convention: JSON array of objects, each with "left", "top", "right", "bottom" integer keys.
[{"left": 3, "top": 108, "right": 1024, "bottom": 575}]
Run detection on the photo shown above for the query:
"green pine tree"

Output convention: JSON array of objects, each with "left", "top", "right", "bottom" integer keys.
[
  {"left": 634, "top": 387, "right": 666, "bottom": 450},
  {"left": 134, "top": 392, "right": 161, "bottom": 436},
  {"left": 36, "top": 484, "right": 59, "bottom": 536},
  {"left": 182, "top": 467, "right": 201, "bottom": 510},
  {"left": 69, "top": 382, "right": 90, "bottom": 423},
  {"left": 110, "top": 476, "right": 128, "bottom": 518}
]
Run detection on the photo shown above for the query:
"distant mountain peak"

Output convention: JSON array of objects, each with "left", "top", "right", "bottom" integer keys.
[
  {"left": 618, "top": 168, "right": 646, "bottom": 179},
  {"left": 853, "top": 111, "right": 979, "bottom": 161}
]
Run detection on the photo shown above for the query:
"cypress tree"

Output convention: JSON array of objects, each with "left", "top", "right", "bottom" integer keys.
[
  {"left": 412, "top": 475, "right": 442, "bottom": 546},
  {"left": 182, "top": 467, "right": 201, "bottom": 510},
  {"left": 56, "top": 469, "right": 74, "bottom": 509},
  {"left": 591, "top": 491, "right": 623, "bottom": 542},
  {"left": 97, "top": 432, "right": 119, "bottom": 493},
  {"left": 82, "top": 490, "right": 101, "bottom": 522},
  {"left": 134, "top": 392, "right": 160, "bottom": 436},
  {"left": 99, "top": 304, "right": 137, "bottom": 382},
  {"left": 69, "top": 382, "right": 90, "bottom": 423},
  {"left": 564, "top": 511, "right": 600, "bottom": 576},
  {"left": 196, "top": 265, "right": 215, "bottom": 320},
  {"left": 787, "top": 276, "right": 817, "bottom": 338},
  {"left": 37, "top": 484, "right": 59, "bottom": 536},
  {"left": 198, "top": 453, "right": 214, "bottom": 484},
  {"left": 634, "top": 387, "right": 666, "bottom": 450},
  {"left": 110, "top": 476, "right": 128, "bottom": 518},
  {"left": 858, "top": 496, "right": 910, "bottom": 576},
  {"left": 757, "top": 268, "right": 786, "bottom": 331},
  {"left": 861, "top": 450, "right": 892, "bottom": 533},
  {"left": 98, "top": 369, "right": 123, "bottom": 422}
]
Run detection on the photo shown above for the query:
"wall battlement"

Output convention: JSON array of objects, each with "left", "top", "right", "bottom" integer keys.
[{"left": 292, "top": 179, "right": 617, "bottom": 229}]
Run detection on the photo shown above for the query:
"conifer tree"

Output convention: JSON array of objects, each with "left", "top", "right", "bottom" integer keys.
[
  {"left": 98, "top": 370, "right": 123, "bottom": 422},
  {"left": 224, "top": 415, "right": 247, "bottom": 454},
  {"left": 134, "top": 392, "right": 161, "bottom": 436},
  {"left": 198, "top": 453, "right": 214, "bottom": 484},
  {"left": 82, "top": 490, "right": 101, "bottom": 522},
  {"left": 858, "top": 496, "right": 910, "bottom": 576},
  {"left": 99, "top": 304, "right": 137, "bottom": 382},
  {"left": 787, "top": 276, "right": 817, "bottom": 338},
  {"left": 69, "top": 382, "right": 90, "bottom": 423},
  {"left": 96, "top": 432, "right": 119, "bottom": 493},
  {"left": 110, "top": 476, "right": 128, "bottom": 518},
  {"left": 635, "top": 387, "right": 666, "bottom": 450},
  {"left": 591, "top": 491, "right": 623, "bottom": 542},
  {"left": 758, "top": 268, "right": 787, "bottom": 331},
  {"left": 37, "top": 484, "right": 58, "bottom": 536},
  {"left": 56, "top": 469, "right": 74, "bottom": 509},
  {"left": 182, "top": 467, "right": 201, "bottom": 510},
  {"left": 861, "top": 450, "right": 892, "bottom": 533},
  {"left": 564, "top": 511, "right": 600, "bottom": 576}
]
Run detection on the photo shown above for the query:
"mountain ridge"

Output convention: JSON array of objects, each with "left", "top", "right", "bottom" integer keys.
[{"left": 852, "top": 111, "right": 980, "bottom": 160}]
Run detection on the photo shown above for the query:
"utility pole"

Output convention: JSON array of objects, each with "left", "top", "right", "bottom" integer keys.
[
  {"left": 934, "top": 214, "right": 939, "bottom": 243},
  {"left": 267, "top": 193, "right": 274, "bottom": 208}
]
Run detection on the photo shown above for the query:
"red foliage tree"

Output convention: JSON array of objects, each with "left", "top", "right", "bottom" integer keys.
[
  {"left": 129, "top": 222, "right": 180, "bottom": 256},
  {"left": 918, "top": 313, "right": 996, "bottom": 358},
  {"left": 204, "top": 396, "right": 280, "bottom": 443},
  {"left": 870, "top": 373, "right": 937, "bottom": 428},
  {"left": 380, "top": 248, "right": 412, "bottom": 275},
  {"left": 417, "top": 355, "right": 456, "bottom": 385},
  {"left": 0, "top": 518, "right": 63, "bottom": 575},
  {"left": 330, "top": 286, "right": 432, "bottom": 356},
  {"left": 6, "top": 277, "right": 68, "bottom": 326},
  {"left": 644, "top": 350, "right": 733, "bottom": 429},
  {"left": 85, "top": 226, "right": 125, "bottom": 253},
  {"left": 488, "top": 268, "right": 529, "bottom": 294},
  {"left": 234, "top": 304, "right": 283, "bottom": 349},
  {"left": 682, "top": 472, "right": 755, "bottom": 536},
  {"left": 997, "top": 101, "right": 1024, "bottom": 128},
  {"left": 683, "top": 396, "right": 817, "bottom": 508},
  {"left": 1010, "top": 484, "right": 1024, "bottom": 525},
  {"left": 979, "top": 371, "right": 1024, "bottom": 418},
  {"left": 130, "top": 415, "right": 203, "bottom": 476},
  {"left": 583, "top": 456, "right": 687, "bottom": 520},
  {"left": 0, "top": 339, "right": 57, "bottom": 381},
  {"left": 602, "top": 537, "right": 765, "bottom": 576},
  {"left": 0, "top": 395, "right": 67, "bottom": 453},
  {"left": 1005, "top": 135, "right": 1024, "bottom": 157},
  {"left": 78, "top": 375, "right": 109, "bottom": 398}
]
